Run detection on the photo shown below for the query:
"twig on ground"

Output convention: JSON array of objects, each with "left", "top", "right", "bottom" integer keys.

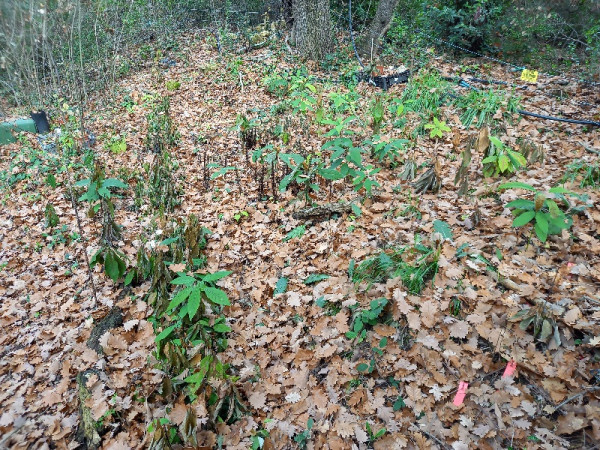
[{"left": 552, "top": 386, "right": 600, "bottom": 413}]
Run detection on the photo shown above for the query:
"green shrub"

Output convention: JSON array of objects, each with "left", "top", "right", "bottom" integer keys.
[{"left": 499, "top": 182, "right": 589, "bottom": 242}]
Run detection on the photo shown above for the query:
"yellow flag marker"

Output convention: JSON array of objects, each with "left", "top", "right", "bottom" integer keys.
[{"left": 520, "top": 69, "right": 539, "bottom": 83}]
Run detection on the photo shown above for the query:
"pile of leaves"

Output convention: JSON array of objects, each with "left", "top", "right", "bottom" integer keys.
[{"left": 0, "top": 31, "right": 599, "bottom": 449}]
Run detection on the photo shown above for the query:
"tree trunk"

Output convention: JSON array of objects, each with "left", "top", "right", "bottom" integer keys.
[
  {"left": 359, "top": 0, "right": 400, "bottom": 61},
  {"left": 292, "top": 0, "right": 333, "bottom": 60}
]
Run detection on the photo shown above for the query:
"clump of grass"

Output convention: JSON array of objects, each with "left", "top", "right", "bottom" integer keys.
[
  {"left": 562, "top": 159, "right": 600, "bottom": 189},
  {"left": 452, "top": 88, "right": 521, "bottom": 129},
  {"left": 400, "top": 70, "right": 450, "bottom": 116},
  {"left": 351, "top": 240, "right": 439, "bottom": 294}
]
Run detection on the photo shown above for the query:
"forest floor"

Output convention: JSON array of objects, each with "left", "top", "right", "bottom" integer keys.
[{"left": 1, "top": 32, "right": 600, "bottom": 450}]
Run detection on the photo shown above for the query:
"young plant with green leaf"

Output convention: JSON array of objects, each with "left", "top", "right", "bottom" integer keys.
[
  {"left": 345, "top": 298, "right": 388, "bottom": 343},
  {"left": 365, "top": 422, "right": 387, "bottom": 444},
  {"left": 482, "top": 136, "right": 526, "bottom": 177},
  {"left": 322, "top": 137, "right": 381, "bottom": 195},
  {"left": 424, "top": 117, "right": 451, "bottom": 139},
  {"left": 499, "top": 182, "right": 589, "bottom": 242},
  {"left": 509, "top": 304, "right": 561, "bottom": 346},
  {"left": 77, "top": 164, "right": 129, "bottom": 282},
  {"left": 370, "top": 95, "right": 385, "bottom": 134},
  {"left": 364, "top": 136, "right": 409, "bottom": 166}
]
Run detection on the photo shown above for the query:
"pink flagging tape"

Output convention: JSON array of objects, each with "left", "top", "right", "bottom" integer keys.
[
  {"left": 502, "top": 360, "right": 517, "bottom": 378},
  {"left": 453, "top": 381, "right": 469, "bottom": 406}
]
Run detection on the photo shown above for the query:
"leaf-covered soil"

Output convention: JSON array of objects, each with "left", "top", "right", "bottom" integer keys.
[{"left": 1, "top": 33, "right": 600, "bottom": 449}]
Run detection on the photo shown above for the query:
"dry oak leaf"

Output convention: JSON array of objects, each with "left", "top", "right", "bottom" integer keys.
[
  {"left": 248, "top": 391, "right": 267, "bottom": 410},
  {"left": 169, "top": 263, "right": 187, "bottom": 273},
  {"left": 407, "top": 312, "right": 421, "bottom": 330},
  {"left": 563, "top": 306, "right": 582, "bottom": 324},
  {"left": 416, "top": 333, "right": 440, "bottom": 350},
  {"left": 541, "top": 378, "right": 568, "bottom": 402},
  {"left": 556, "top": 412, "right": 588, "bottom": 435},
  {"left": 449, "top": 320, "right": 469, "bottom": 339},
  {"left": 393, "top": 289, "right": 412, "bottom": 315},
  {"left": 41, "top": 390, "right": 62, "bottom": 407},
  {"left": 287, "top": 291, "right": 302, "bottom": 307},
  {"left": 123, "top": 319, "right": 139, "bottom": 331},
  {"left": 334, "top": 310, "right": 349, "bottom": 334},
  {"left": 420, "top": 300, "right": 438, "bottom": 328},
  {"left": 168, "top": 401, "right": 189, "bottom": 425}
]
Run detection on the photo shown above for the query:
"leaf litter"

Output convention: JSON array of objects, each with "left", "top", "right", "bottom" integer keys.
[{"left": 0, "top": 32, "right": 599, "bottom": 449}]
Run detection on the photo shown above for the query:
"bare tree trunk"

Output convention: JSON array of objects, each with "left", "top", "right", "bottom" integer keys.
[
  {"left": 359, "top": 0, "right": 400, "bottom": 61},
  {"left": 292, "top": 0, "right": 333, "bottom": 60}
]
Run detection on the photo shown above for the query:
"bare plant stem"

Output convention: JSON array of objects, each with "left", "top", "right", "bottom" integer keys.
[
  {"left": 69, "top": 184, "right": 99, "bottom": 307},
  {"left": 552, "top": 386, "right": 600, "bottom": 413}
]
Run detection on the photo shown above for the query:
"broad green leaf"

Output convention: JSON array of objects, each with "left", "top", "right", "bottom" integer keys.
[
  {"left": 318, "top": 168, "right": 345, "bottom": 180},
  {"left": 357, "top": 363, "right": 369, "bottom": 372},
  {"left": 433, "top": 219, "right": 452, "bottom": 240},
  {"left": 46, "top": 173, "right": 57, "bottom": 188},
  {"left": 535, "top": 212, "right": 549, "bottom": 242},
  {"left": 348, "top": 147, "right": 362, "bottom": 166},
  {"left": 167, "top": 286, "right": 193, "bottom": 311},
  {"left": 509, "top": 309, "right": 532, "bottom": 321},
  {"left": 374, "top": 428, "right": 387, "bottom": 438},
  {"left": 393, "top": 397, "right": 405, "bottom": 411},
  {"left": 303, "top": 274, "right": 330, "bottom": 285},
  {"left": 548, "top": 186, "right": 572, "bottom": 195},
  {"left": 351, "top": 203, "right": 362, "bottom": 217},
  {"left": 489, "top": 136, "right": 503, "bottom": 148},
  {"left": 499, "top": 182, "right": 537, "bottom": 191},
  {"left": 184, "top": 355, "right": 212, "bottom": 385},
  {"left": 187, "top": 287, "right": 201, "bottom": 319},
  {"left": 550, "top": 215, "right": 570, "bottom": 229},
  {"left": 155, "top": 324, "right": 176, "bottom": 343},
  {"left": 279, "top": 173, "right": 294, "bottom": 192},
  {"left": 124, "top": 270, "right": 135, "bottom": 286},
  {"left": 170, "top": 275, "right": 196, "bottom": 286},
  {"left": 274, "top": 277, "right": 288, "bottom": 295},
  {"left": 506, "top": 199, "right": 535, "bottom": 210},
  {"left": 481, "top": 155, "right": 497, "bottom": 164},
  {"left": 103, "top": 178, "right": 129, "bottom": 189},
  {"left": 204, "top": 287, "right": 230, "bottom": 305},
  {"left": 512, "top": 210, "right": 535, "bottom": 227},
  {"left": 354, "top": 318, "right": 364, "bottom": 332},
  {"left": 498, "top": 154, "right": 509, "bottom": 173},
  {"left": 519, "top": 316, "right": 534, "bottom": 330},
  {"left": 283, "top": 225, "right": 305, "bottom": 242},
  {"left": 202, "top": 271, "right": 232, "bottom": 282},
  {"left": 511, "top": 151, "right": 527, "bottom": 167},
  {"left": 104, "top": 250, "right": 120, "bottom": 282},
  {"left": 75, "top": 178, "right": 91, "bottom": 187},
  {"left": 546, "top": 200, "right": 561, "bottom": 218},
  {"left": 280, "top": 153, "right": 304, "bottom": 167},
  {"left": 322, "top": 137, "right": 353, "bottom": 150},
  {"left": 98, "top": 186, "right": 110, "bottom": 198},
  {"left": 213, "top": 323, "right": 231, "bottom": 333}
]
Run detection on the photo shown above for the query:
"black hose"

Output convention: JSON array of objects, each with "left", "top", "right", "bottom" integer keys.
[
  {"left": 516, "top": 110, "right": 600, "bottom": 127},
  {"left": 445, "top": 75, "right": 600, "bottom": 127},
  {"left": 348, "top": 0, "right": 365, "bottom": 70}
]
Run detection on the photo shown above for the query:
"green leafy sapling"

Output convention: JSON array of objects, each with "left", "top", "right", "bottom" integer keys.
[
  {"left": 424, "top": 117, "right": 451, "bottom": 139},
  {"left": 499, "top": 182, "right": 589, "bottom": 242},
  {"left": 482, "top": 136, "right": 526, "bottom": 177}
]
